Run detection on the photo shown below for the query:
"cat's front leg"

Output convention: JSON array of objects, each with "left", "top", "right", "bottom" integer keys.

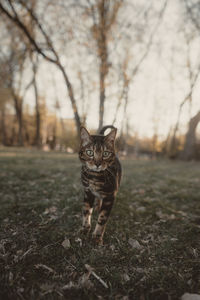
[
  {"left": 93, "top": 193, "right": 114, "bottom": 244},
  {"left": 81, "top": 189, "right": 95, "bottom": 234}
]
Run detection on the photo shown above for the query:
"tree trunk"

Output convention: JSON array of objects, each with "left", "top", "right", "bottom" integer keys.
[
  {"left": 99, "top": 70, "right": 106, "bottom": 130},
  {"left": 98, "top": 0, "right": 108, "bottom": 131},
  {"left": 181, "top": 111, "right": 200, "bottom": 160},
  {"left": 58, "top": 63, "right": 81, "bottom": 137},
  {"left": 0, "top": 108, "right": 7, "bottom": 145},
  {"left": 32, "top": 60, "right": 41, "bottom": 147},
  {"left": 120, "top": 79, "right": 129, "bottom": 133},
  {"left": 17, "top": 106, "right": 23, "bottom": 146},
  {"left": 13, "top": 94, "right": 23, "bottom": 146}
]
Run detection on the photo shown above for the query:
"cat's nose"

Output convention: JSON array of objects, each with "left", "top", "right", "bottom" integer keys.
[{"left": 95, "top": 162, "right": 101, "bottom": 167}]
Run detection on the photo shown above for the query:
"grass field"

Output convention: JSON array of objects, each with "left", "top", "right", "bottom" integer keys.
[{"left": 0, "top": 149, "right": 200, "bottom": 300}]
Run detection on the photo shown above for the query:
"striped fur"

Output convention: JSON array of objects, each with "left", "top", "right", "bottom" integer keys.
[{"left": 79, "top": 126, "right": 122, "bottom": 244}]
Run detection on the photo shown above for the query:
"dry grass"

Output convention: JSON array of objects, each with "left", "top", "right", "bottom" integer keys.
[{"left": 0, "top": 149, "right": 200, "bottom": 299}]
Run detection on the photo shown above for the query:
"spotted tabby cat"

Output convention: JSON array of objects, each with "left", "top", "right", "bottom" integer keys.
[{"left": 79, "top": 125, "right": 122, "bottom": 244}]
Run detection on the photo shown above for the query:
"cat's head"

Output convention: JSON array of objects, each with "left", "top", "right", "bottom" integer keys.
[{"left": 79, "top": 126, "right": 117, "bottom": 172}]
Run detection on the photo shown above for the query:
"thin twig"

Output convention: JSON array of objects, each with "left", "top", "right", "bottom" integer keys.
[{"left": 85, "top": 264, "right": 108, "bottom": 289}]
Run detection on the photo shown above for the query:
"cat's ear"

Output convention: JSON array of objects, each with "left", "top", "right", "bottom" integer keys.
[
  {"left": 80, "top": 126, "right": 91, "bottom": 146},
  {"left": 105, "top": 128, "right": 117, "bottom": 147}
]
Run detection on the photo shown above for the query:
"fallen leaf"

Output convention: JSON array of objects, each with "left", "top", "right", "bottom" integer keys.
[
  {"left": 62, "top": 238, "right": 71, "bottom": 249},
  {"left": 78, "top": 273, "right": 94, "bottom": 289},
  {"left": 122, "top": 273, "right": 130, "bottom": 282},
  {"left": 170, "top": 238, "right": 178, "bottom": 242},
  {"left": 43, "top": 206, "right": 57, "bottom": 215},
  {"left": 136, "top": 206, "right": 146, "bottom": 213},
  {"left": 138, "top": 189, "right": 145, "bottom": 194},
  {"left": 35, "top": 264, "right": 54, "bottom": 273},
  {"left": 128, "top": 238, "right": 142, "bottom": 249},
  {"left": 110, "top": 244, "right": 115, "bottom": 251},
  {"left": 62, "top": 281, "right": 76, "bottom": 290},
  {"left": 181, "top": 293, "right": 200, "bottom": 300},
  {"left": 16, "top": 250, "right": 23, "bottom": 256}
]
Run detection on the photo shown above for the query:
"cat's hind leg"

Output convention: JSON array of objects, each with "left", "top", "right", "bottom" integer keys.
[{"left": 93, "top": 193, "right": 114, "bottom": 244}]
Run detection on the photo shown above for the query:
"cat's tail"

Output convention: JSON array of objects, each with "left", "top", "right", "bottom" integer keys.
[{"left": 99, "top": 125, "right": 116, "bottom": 135}]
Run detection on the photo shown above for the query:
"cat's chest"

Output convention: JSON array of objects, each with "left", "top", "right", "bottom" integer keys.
[
  {"left": 82, "top": 170, "right": 105, "bottom": 196},
  {"left": 88, "top": 179, "right": 103, "bottom": 196},
  {"left": 86, "top": 177, "right": 104, "bottom": 195}
]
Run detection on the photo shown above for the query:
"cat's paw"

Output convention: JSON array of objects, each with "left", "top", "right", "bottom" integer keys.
[
  {"left": 78, "top": 225, "right": 91, "bottom": 236},
  {"left": 92, "top": 233, "right": 103, "bottom": 245}
]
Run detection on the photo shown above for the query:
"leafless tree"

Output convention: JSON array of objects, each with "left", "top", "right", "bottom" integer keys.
[
  {"left": 0, "top": 49, "right": 27, "bottom": 146},
  {"left": 169, "top": 29, "right": 200, "bottom": 157},
  {"left": 0, "top": 0, "right": 81, "bottom": 136},
  {"left": 176, "top": 0, "right": 200, "bottom": 159},
  {"left": 84, "top": 0, "right": 122, "bottom": 130},
  {"left": 113, "top": 0, "right": 168, "bottom": 135},
  {"left": 181, "top": 111, "right": 200, "bottom": 160},
  {"left": 30, "top": 54, "right": 41, "bottom": 146},
  {"left": 0, "top": 87, "right": 9, "bottom": 145}
]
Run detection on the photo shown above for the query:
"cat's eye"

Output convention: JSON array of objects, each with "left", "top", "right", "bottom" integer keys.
[
  {"left": 86, "top": 150, "right": 94, "bottom": 157},
  {"left": 103, "top": 151, "right": 110, "bottom": 157}
]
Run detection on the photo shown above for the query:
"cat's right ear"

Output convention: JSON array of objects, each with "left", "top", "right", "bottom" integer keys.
[{"left": 80, "top": 126, "right": 91, "bottom": 146}]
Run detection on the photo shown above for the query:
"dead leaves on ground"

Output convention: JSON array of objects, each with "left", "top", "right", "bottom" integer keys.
[
  {"left": 1, "top": 155, "right": 200, "bottom": 299},
  {"left": 61, "top": 238, "right": 71, "bottom": 249}
]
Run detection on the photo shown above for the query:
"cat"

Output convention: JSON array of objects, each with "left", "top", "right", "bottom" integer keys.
[{"left": 79, "top": 125, "right": 122, "bottom": 245}]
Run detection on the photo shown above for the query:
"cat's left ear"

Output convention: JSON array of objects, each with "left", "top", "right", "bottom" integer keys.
[
  {"left": 105, "top": 128, "right": 117, "bottom": 147},
  {"left": 80, "top": 126, "right": 91, "bottom": 146}
]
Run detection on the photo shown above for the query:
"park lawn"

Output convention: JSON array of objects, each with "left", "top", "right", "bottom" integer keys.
[{"left": 0, "top": 149, "right": 200, "bottom": 300}]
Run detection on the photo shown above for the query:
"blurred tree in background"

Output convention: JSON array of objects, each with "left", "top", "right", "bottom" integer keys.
[{"left": 0, "top": 0, "right": 200, "bottom": 159}]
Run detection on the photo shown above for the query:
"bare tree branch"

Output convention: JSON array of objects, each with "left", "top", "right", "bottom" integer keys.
[
  {"left": 184, "top": 0, "right": 200, "bottom": 31},
  {"left": 0, "top": 0, "right": 81, "bottom": 135},
  {"left": 170, "top": 54, "right": 200, "bottom": 156},
  {"left": 0, "top": 0, "right": 57, "bottom": 64},
  {"left": 131, "top": 0, "right": 168, "bottom": 78}
]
